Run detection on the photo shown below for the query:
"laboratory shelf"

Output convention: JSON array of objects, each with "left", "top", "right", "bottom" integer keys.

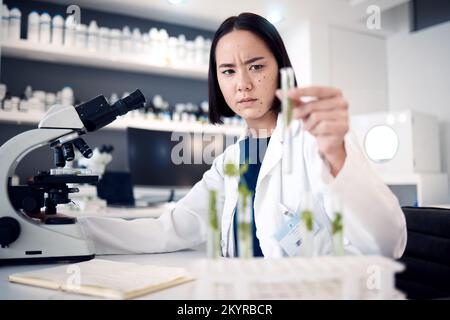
[
  {"left": 1, "top": 40, "right": 208, "bottom": 80},
  {"left": 0, "top": 109, "right": 244, "bottom": 135}
]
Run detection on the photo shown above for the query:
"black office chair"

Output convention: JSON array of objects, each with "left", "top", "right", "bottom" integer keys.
[{"left": 396, "top": 206, "right": 450, "bottom": 299}]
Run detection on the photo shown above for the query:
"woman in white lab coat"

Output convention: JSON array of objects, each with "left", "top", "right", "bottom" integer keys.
[{"left": 80, "top": 13, "right": 407, "bottom": 258}]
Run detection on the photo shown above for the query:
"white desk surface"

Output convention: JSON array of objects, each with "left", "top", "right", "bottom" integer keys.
[
  {"left": 60, "top": 203, "right": 170, "bottom": 220},
  {"left": 0, "top": 248, "right": 206, "bottom": 300}
]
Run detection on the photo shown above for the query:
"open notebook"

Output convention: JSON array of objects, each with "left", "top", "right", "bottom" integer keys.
[{"left": 9, "top": 259, "right": 194, "bottom": 299}]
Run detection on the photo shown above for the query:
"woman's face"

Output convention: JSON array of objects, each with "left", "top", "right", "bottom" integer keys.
[{"left": 215, "top": 30, "right": 279, "bottom": 122}]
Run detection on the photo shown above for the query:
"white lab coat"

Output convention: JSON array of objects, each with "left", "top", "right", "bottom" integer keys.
[{"left": 79, "top": 114, "right": 407, "bottom": 259}]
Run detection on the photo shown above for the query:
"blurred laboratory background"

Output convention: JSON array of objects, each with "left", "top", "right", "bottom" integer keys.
[{"left": 0, "top": 0, "right": 450, "bottom": 208}]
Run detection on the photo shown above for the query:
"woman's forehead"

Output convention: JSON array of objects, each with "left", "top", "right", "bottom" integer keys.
[{"left": 215, "top": 30, "right": 272, "bottom": 61}]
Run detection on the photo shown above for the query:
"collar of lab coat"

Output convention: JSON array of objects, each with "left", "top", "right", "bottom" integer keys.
[{"left": 232, "top": 113, "right": 301, "bottom": 190}]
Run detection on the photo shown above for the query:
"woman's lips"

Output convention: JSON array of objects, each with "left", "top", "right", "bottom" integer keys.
[{"left": 238, "top": 98, "right": 258, "bottom": 107}]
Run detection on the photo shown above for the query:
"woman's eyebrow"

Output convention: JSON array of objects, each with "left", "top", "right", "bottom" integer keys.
[{"left": 218, "top": 56, "right": 265, "bottom": 68}]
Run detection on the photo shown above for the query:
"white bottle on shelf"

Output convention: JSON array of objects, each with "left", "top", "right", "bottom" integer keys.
[
  {"left": 64, "top": 15, "right": 76, "bottom": 47},
  {"left": 121, "top": 26, "right": 131, "bottom": 54},
  {"left": 167, "top": 36, "right": 178, "bottom": 66},
  {"left": 87, "top": 20, "right": 99, "bottom": 51},
  {"left": 142, "top": 32, "right": 150, "bottom": 57},
  {"left": 173, "top": 103, "right": 183, "bottom": 122},
  {"left": 11, "top": 96, "right": 21, "bottom": 112},
  {"left": 177, "top": 34, "right": 186, "bottom": 66},
  {"left": 24, "top": 85, "right": 33, "bottom": 99},
  {"left": 131, "top": 28, "right": 142, "bottom": 54},
  {"left": 1, "top": 5, "right": 9, "bottom": 42},
  {"left": 204, "top": 38, "right": 212, "bottom": 67},
  {"left": 61, "top": 86, "right": 74, "bottom": 107},
  {"left": 45, "top": 92, "right": 56, "bottom": 111},
  {"left": 26, "top": 11, "right": 40, "bottom": 42},
  {"left": 39, "top": 12, "right": 51, "bottom": 44},
  {"left": 8, "top": 7, "right": 21, "bottom": 40},
  {"left": 194, "top": 35, "right": 205, "bottom": 67},
  {"left": 51, "top": 14, "right": 64, "bottom": 46},
  {"left": 98, "top": 27, "right": 110, "bottom": 53},
  {"left": 109, "top": 28, "right": 121, "bottom": 54},
  {"left": 75, "top": 23, "right": 87, "bottom": 48},
  {"left": 148, "top": 27, "right": 158, "bottom": 62},
  {"left": 200, "top": 100, "right": 208, "bottom": 115},
  {"left": 186, "top": 40, "right": 195, "bottom": 68},
  {"left": 159, "top": 29, "right": 169, "bottom": 65},
  {"left": 31, "top": 90, "right": 45, "bottom": 112}
]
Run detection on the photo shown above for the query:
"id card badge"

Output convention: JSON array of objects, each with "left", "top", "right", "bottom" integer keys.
[{"left": 274, "top": 205, "right": 321, "bottom": 257}]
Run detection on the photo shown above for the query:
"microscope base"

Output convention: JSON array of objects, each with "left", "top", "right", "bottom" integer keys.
[{"left": 0, "top": 254, "right": 95, "bottom": 266}]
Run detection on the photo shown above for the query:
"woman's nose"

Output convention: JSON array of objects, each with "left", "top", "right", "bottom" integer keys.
[{"left": 237, "top": 72, "right": 253, "bottom": 92}]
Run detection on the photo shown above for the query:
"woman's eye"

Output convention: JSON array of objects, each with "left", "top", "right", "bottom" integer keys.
[
  {"left": 250, "top": 64, "right": 264, "bottom": 71},
  {"left": 221, "top": 69, "right": 235, "bottom": 75}
]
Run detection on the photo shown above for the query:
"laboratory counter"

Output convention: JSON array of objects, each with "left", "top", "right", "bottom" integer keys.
[{"left": 0, "top": 248, "right": 206, "bottom": 300}]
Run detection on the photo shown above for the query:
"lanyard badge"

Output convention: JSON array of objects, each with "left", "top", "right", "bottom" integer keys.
[{"left": 274, "top": 204, "right": 320, "bottom": 257}]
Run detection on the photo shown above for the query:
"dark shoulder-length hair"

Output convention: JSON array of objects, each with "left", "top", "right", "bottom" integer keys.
[{"left": 208, "top": 12, "right": 296, "bottom": 124}]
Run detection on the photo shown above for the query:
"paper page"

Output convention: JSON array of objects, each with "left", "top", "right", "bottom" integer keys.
[{"left": 9, "top": 259, "right": 194, "bottom": 299}]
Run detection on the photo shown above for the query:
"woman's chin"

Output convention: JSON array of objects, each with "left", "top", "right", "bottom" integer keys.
[
  {"left": 239, "top": 108, "right": 261, "bottom": 120},
  {"left": 239, "top": 109, "right": 270, "bottom": 122}
]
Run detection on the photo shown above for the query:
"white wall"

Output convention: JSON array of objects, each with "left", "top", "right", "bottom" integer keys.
[
  {"left": 387, "top": 23, "right": 450, "bottom": 119},
  {"left": 386, "top": 4, "right": 450, "bottom": 187},
  {"left": 280, "top": 4, "right": 450, "bottom": 203},
  {"left": 280, "top": 21, "right": 312, "bottom": 86},
  {"left": 329, "top": 26, "right": 388, "bottom": 115},
  {"left": 281, "top": 21, "right": 389, "bottom": 116}
]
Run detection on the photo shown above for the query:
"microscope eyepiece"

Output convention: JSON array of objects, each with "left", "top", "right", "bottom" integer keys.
[
  {"left": 75, "top": 89, "right": 146, "bottom": 132},
  {"left": 112, "top": 89, "right": 146, "bottom": 116}
]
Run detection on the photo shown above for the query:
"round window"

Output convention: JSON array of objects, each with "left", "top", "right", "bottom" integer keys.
[{"left": 364, "top": 125, "right": 399, "bottom": 163}]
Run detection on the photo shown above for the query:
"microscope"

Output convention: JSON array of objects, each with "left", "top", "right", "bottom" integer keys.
[{"left": 0, "top": 89, "right": 145, "bottom": 264}]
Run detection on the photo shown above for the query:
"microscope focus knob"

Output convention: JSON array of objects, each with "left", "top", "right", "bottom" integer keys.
[{"left": 0, "top": 217, "right": 21, "bottom": 248}]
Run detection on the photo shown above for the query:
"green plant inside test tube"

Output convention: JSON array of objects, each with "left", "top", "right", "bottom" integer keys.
[
  {"left": 224, "top": 161, "right": 253, "bottom": 258},
  {"left": 332, "top": 212, "right": 343, "bottom": 235},
  {"left": 281, "top": 67, "right": 295, "bottom": 126},
  {"left": 209, "top": 189, "right": 218, "bottom": 231},
  {"left": 332, "top": 212, "right": 344, "bottom": 256},
  {"left": 301, "top": 209, "right": 314, "bottom": 232},
  {"left": 238, "top": 190, "right": 252, "bottom": 259},
  {"left": 207, "top": 189, "right": 220, "bottom": 259}
]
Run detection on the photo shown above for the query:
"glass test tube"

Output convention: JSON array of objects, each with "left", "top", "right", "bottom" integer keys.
[
  {"left": 237, "top": 192, "right": 253, "bottom": 259},
  {"left": 331, "top": 195, "right": 345, "bottom": 256},
  {"left": 280, "top": 67, "right": 295, "bottom": 174},
  {"left": 300, "top": 192, "right": 315, "bottom": 257},
  {"left": 207, "top": 189, "right": 221, "bottom": 259}
]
